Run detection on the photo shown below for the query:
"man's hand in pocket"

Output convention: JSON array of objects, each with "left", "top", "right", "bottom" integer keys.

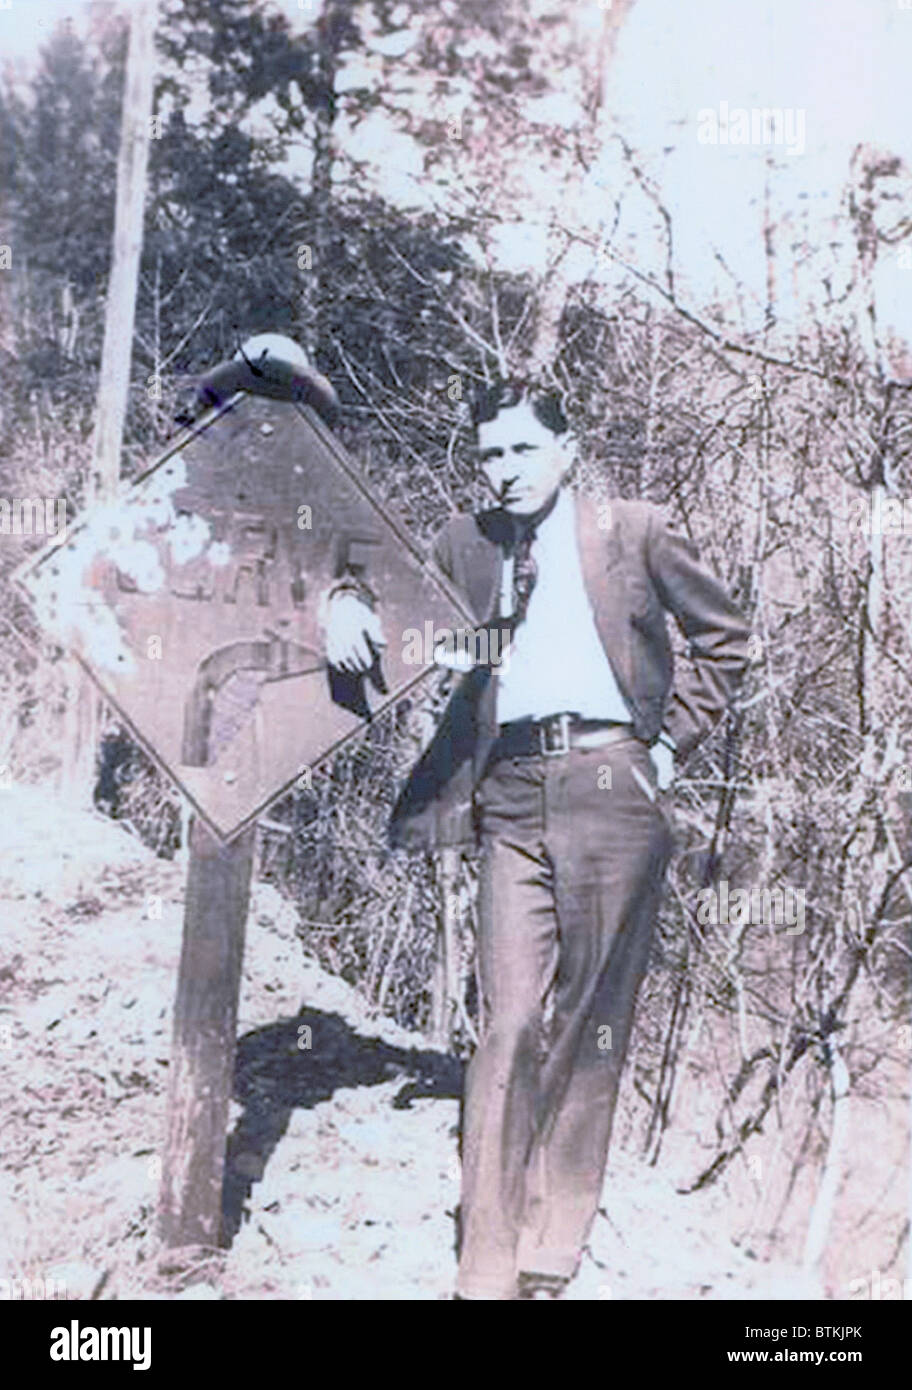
[{"left": 649, "top": 739, "right": 675, "bottom": 792}]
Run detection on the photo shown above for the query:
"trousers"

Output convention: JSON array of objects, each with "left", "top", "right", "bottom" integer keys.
[{"left": 455, "top": 735, "right": 674, "bottom": 1299}]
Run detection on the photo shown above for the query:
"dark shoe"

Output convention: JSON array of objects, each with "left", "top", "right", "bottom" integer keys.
[{"left": 517, "top": 1271, "right": 570, "bottom": 1300}]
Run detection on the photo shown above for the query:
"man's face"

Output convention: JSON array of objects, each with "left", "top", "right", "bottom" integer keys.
[{"left": 474, "top": 401, "right": 569, "bottom": 515}]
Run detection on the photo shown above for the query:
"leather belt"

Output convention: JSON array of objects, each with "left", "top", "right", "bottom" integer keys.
[{"left": 488, "top": 713, "right": 637, "bottom": 763}]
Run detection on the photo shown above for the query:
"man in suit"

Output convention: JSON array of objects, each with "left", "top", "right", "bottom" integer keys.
[{"left": 324, "top": 378, "right": 750, "bottom": 1300}]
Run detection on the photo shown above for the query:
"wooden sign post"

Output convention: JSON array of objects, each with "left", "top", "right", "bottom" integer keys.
[{"left": 158, "top": 816, "right": 256, "bottom": 1269}]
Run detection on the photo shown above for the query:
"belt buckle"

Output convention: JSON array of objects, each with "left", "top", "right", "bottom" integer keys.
[{"left": 540, "top": 712, "right": 572, "bottom": 756}]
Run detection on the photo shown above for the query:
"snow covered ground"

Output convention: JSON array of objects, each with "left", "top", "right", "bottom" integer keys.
[{"left": 0, "top": 785, "right": 903, "bottom": 1301}]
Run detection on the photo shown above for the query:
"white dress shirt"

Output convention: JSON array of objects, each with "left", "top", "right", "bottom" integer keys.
[{"left": 495, "top": 487, "right": 631, "bottom": 724}]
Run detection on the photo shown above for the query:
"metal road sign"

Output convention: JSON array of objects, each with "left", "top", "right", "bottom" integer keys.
[{"left": 15, "top": 395, "right": 472, "bottom": 841}]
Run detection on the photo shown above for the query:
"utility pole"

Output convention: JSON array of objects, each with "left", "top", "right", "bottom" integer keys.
[{"left": 63, "top": 0, "right": 159, "bottom": 805}]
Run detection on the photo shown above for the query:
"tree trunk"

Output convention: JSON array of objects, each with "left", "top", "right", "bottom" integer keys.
[
  {"left": 431, "top": 848, "right": 461, "bottom": 1049},
  {"left": 801, "top": 1043, "right": 850, "bottom": 1283},
  {"left": 523, "top": 0, "right": 636, "bottom": 378},
  {"left": 303, "top": 1, "right": 346, "bottom": 351}
]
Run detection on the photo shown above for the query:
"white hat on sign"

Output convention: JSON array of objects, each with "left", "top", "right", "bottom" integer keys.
[
  {"left": 194, "top": 331, "right": 339, "bottom": 424},
  {"left": 235, "top": 334, "right": 312, "bottom": 371}
]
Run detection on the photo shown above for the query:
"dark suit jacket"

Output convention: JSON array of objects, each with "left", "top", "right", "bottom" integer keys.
[{"left": 388, "top": 489, "right": 750, "bottom": 851}]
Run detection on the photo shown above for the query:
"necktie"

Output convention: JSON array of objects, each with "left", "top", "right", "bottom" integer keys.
[{"left": 510, "top": 524, "right": 538, "bottom": 626}]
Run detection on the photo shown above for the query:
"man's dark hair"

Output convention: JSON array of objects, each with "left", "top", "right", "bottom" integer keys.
[{"left": 470, "top": 378, "right": 568, "bottom": 435}]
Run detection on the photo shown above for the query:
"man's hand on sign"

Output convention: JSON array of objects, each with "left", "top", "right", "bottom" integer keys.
[{"left": 323, "top": 591, "right": 387, "bottom": 674}]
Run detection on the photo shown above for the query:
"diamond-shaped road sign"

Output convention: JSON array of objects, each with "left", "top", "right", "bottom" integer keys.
[{"left": 15, "top": 395, "right": 473, "bottom": 841}]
